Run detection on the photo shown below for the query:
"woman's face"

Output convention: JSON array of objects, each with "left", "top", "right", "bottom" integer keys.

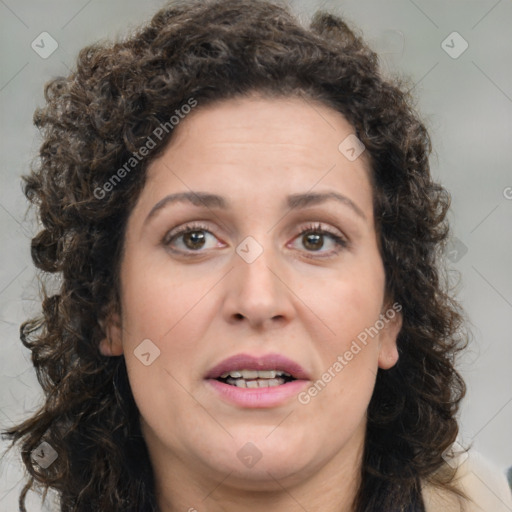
[{"left": 101, "top": 95, "right": 401, "bottom": 492}]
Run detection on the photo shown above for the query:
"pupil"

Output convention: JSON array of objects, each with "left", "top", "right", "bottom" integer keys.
[
  {"left": 304, "top": 233, "right": 323, "bottom": 250},
  {"left": 184, "top": 231, "right": 205, "bottom": 249}
]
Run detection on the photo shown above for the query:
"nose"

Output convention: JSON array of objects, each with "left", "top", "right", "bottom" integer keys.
[{"left": 222, "top": 241, "right": 294, "bottom": 330}]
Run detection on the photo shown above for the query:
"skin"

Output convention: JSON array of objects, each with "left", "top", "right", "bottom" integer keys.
[{"left": 100, "top": 94, "right": 402, "bottom": 512}]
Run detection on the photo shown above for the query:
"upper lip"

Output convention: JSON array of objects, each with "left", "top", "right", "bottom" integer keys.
[{"left": 205, "top": 353, "right": 311, "bottom": 380}]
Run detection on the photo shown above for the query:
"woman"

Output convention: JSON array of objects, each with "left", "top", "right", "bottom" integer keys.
[{"left": 2, "top": 0, "right": 511, "bottom": 510}]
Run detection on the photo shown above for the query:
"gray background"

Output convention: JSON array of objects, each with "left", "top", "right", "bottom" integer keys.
[{"left": 1, "top": 0, "right": 511, "bottom": 510}]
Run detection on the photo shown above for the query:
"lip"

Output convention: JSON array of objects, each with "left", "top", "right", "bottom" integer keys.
[
  {"left": 205, "top": 353, "right": 311, "bottom": 408},
  {"left": 205, "top": 353, "right": 311, "bottom": 380}
]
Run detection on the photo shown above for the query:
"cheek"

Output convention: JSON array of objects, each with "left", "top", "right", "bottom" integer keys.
[
  {"left": 120, "top": 298, "right": 207, "bottom": 447},
  {"left": 301, "top": 282, "right": 383, "bottom": 440},
  {"left": 311, "top": 259, "right": 385, "bottom": 348},
  {"left": 120, "top": 256, "right": 208, "bottom": 343},
  {"left": 301, "top": 254, "right": 385, "bottom": 403},
  {"left": 119, "top": 258, "right": 220, "bottom": 397}
]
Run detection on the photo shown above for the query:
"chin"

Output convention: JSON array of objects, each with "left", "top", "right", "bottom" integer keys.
[
  {"left": 209, "top": 455, "right": 315, "bottom": 491},
  {"left": 197, "top": 433, "right": 319, "bottom": 489}
]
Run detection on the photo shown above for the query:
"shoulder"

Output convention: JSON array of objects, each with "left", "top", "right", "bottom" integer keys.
[{"left": 422, "top": 449, "right": 512, "bottom": 512}]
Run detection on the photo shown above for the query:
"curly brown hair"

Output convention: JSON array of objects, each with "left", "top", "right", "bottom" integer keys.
[{"left": 2, "top": 0, "right": 468, "bottom": 510}]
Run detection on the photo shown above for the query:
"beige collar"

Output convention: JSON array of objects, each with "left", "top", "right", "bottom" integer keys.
[{"left": 422, "top": 451, "right": 512, "bottom": 512}]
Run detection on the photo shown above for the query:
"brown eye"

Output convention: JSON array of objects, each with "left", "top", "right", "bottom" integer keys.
[
  {"left": 164, "top": 223, "right": 220, "bottom": 253},
  {"left": 182, "top": 230, "right": 207, "bottom": 250},
  {"left": 302, "top": 232, "right": 324, "bottom": 251},
  {"left": 290, "top": 223, "right": 348, "bottom": 257}
]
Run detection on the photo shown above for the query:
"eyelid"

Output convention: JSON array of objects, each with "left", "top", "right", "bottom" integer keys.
[
  {"left": 289, "top": 222, "right": 349, "bottom": 256},
  {"left": 296, "top": 221, "right": 347, "bottom": 241},
  {"left": 162, "top": 221, "right": 224, "bottom": 254},
  {"left": 163, "top": 221, "right": 217, "bottom": 244},
  {"left": 163, "top": 225, "right": 348, "bottom": 262}
]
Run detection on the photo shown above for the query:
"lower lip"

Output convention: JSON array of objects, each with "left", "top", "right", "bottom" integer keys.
[{"left": 206, "top": 379, "right": 309, "bottom": 408}]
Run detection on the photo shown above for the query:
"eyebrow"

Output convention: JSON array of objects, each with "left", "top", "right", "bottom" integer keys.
[
  {"left": 287, "top": 191, "right": 366, "bottom": 219},
  {"left": 144, "top": 190, "right": 366, "bottom": 224}
]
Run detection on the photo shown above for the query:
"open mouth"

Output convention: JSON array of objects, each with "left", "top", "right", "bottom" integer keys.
[
  {"left": 216, "top": 369, "right": 297, "bottom": 388},
  {"left": 205, "top": 354, "right": 309, "bottom": 407}
]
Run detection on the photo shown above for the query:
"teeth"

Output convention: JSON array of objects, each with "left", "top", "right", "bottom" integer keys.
[
  {"left": 241, "top": 370, "right": 259, "bottom": 379},
  {"left": 219, "top": 369, "right": 291, "bottom": 379},
  {"left": 227, "top": 377, "right": 286, "bottom": 388},
  {"left": 217, "top": 369, "right": 294, "bottom": 388},
  {"left": 258, "top": 370, "right": 276, "bottom": 379}
]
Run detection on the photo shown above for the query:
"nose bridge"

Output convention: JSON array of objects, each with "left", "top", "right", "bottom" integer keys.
[{"left": 224, "top": 233, "right": 291, "bottom": 325}]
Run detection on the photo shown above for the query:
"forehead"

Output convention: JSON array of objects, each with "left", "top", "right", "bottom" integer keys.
[
  {"left": 137, "top": 95, "right": 374, "bottom": 222},
  {"left": 163, "top": 94, "right": 368, "bottom": 166}
]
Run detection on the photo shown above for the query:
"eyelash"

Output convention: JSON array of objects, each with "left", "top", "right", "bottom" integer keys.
[
  {"left": 163, "top": 221, "right": 348, "bottom": 258},
  {"left": 294, "top": 222, "right": 348, "bottom": 257}
]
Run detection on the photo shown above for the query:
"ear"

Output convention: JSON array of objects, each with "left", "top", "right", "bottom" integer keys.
[
  {"left": 377, "top": 302, "right": 402, "bottom": 370},
  {"left": 98, "top": 312, "right": 124, "bottom": 356}
]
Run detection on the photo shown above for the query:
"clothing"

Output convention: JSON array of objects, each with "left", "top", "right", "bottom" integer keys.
[{"left": 422, "top": 451, "right": 512, "bottom": 512}]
